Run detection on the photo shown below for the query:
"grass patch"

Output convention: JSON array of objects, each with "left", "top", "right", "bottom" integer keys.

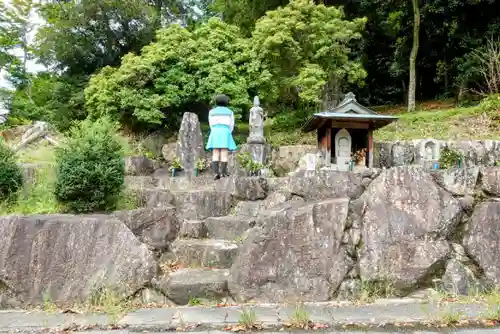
[
  {"left": 483, "top": 289, "right": 500, "bottom": 321},
  {"left": 436, "top": 307, "right": 464, "bottom": 325},
  {"left": 85, "top": 285, "right": 134, "bottom": 325},
  {"left": 16, "top": 141, "right": 57, "bottom": 164},
  {"left": 0, "top": 166, "right": 139, "bottom": 216},
  {"left": 375, "top": 105, "right": 500, "bottom": 141},
  {"left": 289, "top": 303, "right": 311, "bottom": 329},
  {"left": 0, "top": 166, "right": 61, "bottom": 215},
  {"left": 188, "top": 297, "right": 201, "bottom": 306},
  {"left": 357, "top": 280, "right": 397, "bottom": 303},
  {"left": 238, "top": 307, "right": 257, "bottom": 329}
]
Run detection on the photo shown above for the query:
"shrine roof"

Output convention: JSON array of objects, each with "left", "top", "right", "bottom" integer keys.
[{"left": 301, "top": 92, "right": 398, "bottom": 132}]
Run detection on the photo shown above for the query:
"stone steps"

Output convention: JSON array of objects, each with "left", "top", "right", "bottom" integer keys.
[
  {"left": 169, "top": 239, "right": 239, "bottom": 269},
  {"left": 153, "top": 268, "right": 230, "bottom": 305},
  {"left": 137, "top": 188, "right": 233, "bottom": 220},
  {"left": 204, "top": 216, "right": 256, "bottom": 240}
]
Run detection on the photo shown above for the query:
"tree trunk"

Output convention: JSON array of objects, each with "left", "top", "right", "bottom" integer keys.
[{"left": 408, "top": 0, "right": 420, "bottom": 112}]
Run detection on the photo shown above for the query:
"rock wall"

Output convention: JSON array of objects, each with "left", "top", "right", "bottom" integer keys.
[
  {"left": 1, "top": 166, "right": 500, "bottom": 307},
  {"left": 265, "top": 140, "right": 500, "bottom": 175},
  {"left": 374, "top": 140, "right": 500, "bottom": 168},
  {"left": 230, "top": 166, "right": 500, "bottom": 302}
]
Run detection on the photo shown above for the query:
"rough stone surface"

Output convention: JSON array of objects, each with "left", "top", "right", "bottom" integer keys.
[
  {"left": 170, "top": 239, "right": 239, "bottom": 269},
  {"left": 336, "top": 279, "right": 363, "bottom": 300},
  {"left": 390, "top": 142, "right": 416, "bottom": 166},
  {"left": 170, "top": 190, "right": 233, "bottom": 220},
  {"left": 229, "top": 198, "right": 352, "bottom": 303},
  {"left": 161, "top": 142, "right": 177, "bottom": 163},
  {"left": 270, "top": 145, "right": 317, "bottom": 176},
  {"left": 176, "top": 112, "right": 205, "bottom": 177},
  {"left": 154, "top": 269, "right": 230, "bottom": 305},
  {"left": 179, "top": 220, "right": 207, "bottom": 239},
  {"left": 441, "top": 259, "right": 483, "bottom": 295},
  {"left": 231, "top": 177, "right": 268, "bottom": 201},
  {"left": 431, "top": 167, "right": 480, "bottom": 196},
  {"left": 375, "top": 140, "right": 500, "bottom": 169},
  {"left": 358, "top": 166, "right": 461, "bottom": 291},
  {"left": 0, "top": 214, "right": 157, "bottom": 307},
  {"left": 113, "top": 207, "right": 179, "bottom": 249},
  {"left": 481, "top": 167, "right": 500, "bottom": 197},
  {"left": 125, "top": 156, "right": 155, "bottom": 176},
  {"left": 286, "top": 171, "right": 364, "bottom": 200},
  {"left": 204, "top": 216, "right": 256, "bottom": 240},
  {"left": 464, "top": 202, "right": 500, "bottom": 285}
]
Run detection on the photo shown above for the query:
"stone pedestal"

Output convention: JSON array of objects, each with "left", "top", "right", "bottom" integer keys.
[{"left": 243, "top": 143, "right": 270, "bottom": 167}]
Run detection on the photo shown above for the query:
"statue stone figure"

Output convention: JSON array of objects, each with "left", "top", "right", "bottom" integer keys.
[{"left": 247, "top": 96, "right": 266, "bottom": 144}]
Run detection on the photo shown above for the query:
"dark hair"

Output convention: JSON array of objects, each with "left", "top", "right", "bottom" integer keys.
[{"left": 215, "top": 94, "right": 229, "bottom": 107}]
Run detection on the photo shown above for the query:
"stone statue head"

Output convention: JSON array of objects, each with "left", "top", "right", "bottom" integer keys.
[{"left": 253, "top": 96, "right": 260, "bottom": 107}]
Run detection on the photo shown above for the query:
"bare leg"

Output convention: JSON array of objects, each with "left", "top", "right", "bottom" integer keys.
[
  {"left": 220, "top": 149, "right": 229, "bottom": 177},
  {"left": 212, "top": 149, "right": 221, "bottom": 180}
]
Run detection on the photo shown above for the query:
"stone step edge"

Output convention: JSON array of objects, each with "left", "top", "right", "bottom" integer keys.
[{"left": 111, "top": 299, "right": 488, "bottom": 330}]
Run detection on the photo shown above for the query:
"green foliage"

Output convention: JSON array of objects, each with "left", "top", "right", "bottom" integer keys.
[
  {"left": 250, "top": 0, "right": 367, "bottom": 105},
  {"left": 54, "top": 117, "right": 125, "bottom": 213},
  {"left": 236, "top": 152, "right": 266, "bottom": 175},
  {"left": 8, "top": 73, "right": 87, "bottom": 131},
  {"left": 439, "top": 147, "right": 463, "bottom": 169},
  {"left": 375, "top": 105, "right": 500, "bottom": 141},
  {"left": 85, "top": 19, "right": 253, "bottom": 130},
  {"left": 480, "top": 94, "right": 500, "bottom": 112},
  {"left": 0, "top": 140, "right": 23, "bottom": 201},
  {"left": 270, "top": 106, "right": 313, "bottom": 132},
  {"left": 35, "top": 0, "right": 158, "bottom": 76},
  {"left": 0, "top": 166, "right": 61, "bottom": 215},
  {"left": 169, "top": 157, "right": 182, "bottom": 171}
]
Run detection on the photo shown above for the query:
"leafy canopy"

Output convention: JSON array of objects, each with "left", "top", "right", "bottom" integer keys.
[
  {"left": 85, "top": 18, "right": 254, "bottom": 130},
  {"left": 251, "top": 0, "right": 367, "bottom": 105}
]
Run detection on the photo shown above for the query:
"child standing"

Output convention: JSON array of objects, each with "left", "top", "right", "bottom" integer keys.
[{"left": 205, "top": 94, "right": 237, "bottom": 180}]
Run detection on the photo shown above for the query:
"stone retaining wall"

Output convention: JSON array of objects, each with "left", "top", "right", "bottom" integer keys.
[{"left": 1, "top": 166, "right": 499, "bottom": 307}]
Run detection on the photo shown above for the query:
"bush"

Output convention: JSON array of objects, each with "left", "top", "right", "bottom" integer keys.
[
  {"left": 54, "top": 117, "right": 125, "bottom": 213},
  {"left": 0, "top": 140, "right": 23, "bottom": 201},
  {"left": 480, "top": 94, "right": 500, "bottom": 113}
]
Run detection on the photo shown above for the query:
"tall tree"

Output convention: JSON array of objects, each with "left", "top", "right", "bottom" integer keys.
[
  {"left": 35, "top": 0, "right": 158, "bottom": 76},
  {"left": 251, "top": 0, "right": 367, "bottom": 108},
  {"left": 407, "top": 0, "right": 420, "bottom": 111}
]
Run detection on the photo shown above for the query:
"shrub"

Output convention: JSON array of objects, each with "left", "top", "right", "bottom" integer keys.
[
  {"left": 54, "top": 117, "right": 125, "bottom": 213},
  {"left": 480, "top": 93, "right": 500, "bottom": 113},
  {"left": 0, "top": 140, "right": 23, "bottom": 201}
]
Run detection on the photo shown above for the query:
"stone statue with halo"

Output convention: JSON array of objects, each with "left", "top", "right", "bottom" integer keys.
[{"left": 247, "top": 96, "right": 267, "bottom": 144}]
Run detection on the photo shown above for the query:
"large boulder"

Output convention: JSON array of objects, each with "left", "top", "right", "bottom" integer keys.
[
  {"left": 0, "top": 214, "right": 157, "bottom": 307},
  {"left": 480, "top": 167, "right": 500, "bottom": 197},
  {"left": 430, "top": 167, "right": 480, "bottom": 196},
  {"left": 464, "top": 202, "right": 500, "bottom": 285},
  {"left": 229, "top": 198, "right": 352, "bottom": 303},
  {"left": 113, "top": 207, "right": 179, "bottom": 250},
  {"left": 358, "top": 166, "right": 462, "bottom": 291},
  {"left": 286, "top": 170, "right": 364, "bottom": 200}
]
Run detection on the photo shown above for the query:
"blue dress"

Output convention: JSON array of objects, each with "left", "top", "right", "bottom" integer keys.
[{"left": 206, "top": 106, "right": 238, "bottom": 151}]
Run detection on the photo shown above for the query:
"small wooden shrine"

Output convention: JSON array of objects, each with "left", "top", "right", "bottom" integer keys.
[{"left": 301, "top": 92, "right": 398, "bottom": 170}]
